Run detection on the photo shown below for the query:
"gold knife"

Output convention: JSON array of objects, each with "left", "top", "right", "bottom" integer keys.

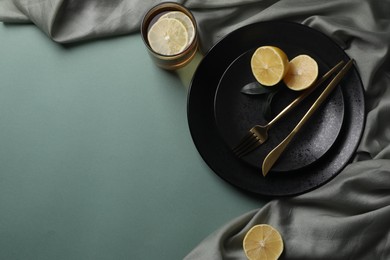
[{"left": 262, "top": 59, "right": 354, "bottom": 176}]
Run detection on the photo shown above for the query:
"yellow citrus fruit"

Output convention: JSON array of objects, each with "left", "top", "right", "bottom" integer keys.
[
  {"left": 147, "top": 17, "right": 188, "bottom": 56},
  {"left": 283, "top": 54, "right": 319, "bottom": 91},
  {"left": 160, "top": 11, "right": 195, "bottom": 49},
  {"left": 243, "top": 224, "right": 284, "bottom": 260},
  {"left": 250, "top": 46, "right": 289, "bottom": 86}
]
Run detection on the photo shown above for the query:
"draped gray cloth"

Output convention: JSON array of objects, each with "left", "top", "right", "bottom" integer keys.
[{"left": 1, "top": 0, "right": 390, "bottom": 259}]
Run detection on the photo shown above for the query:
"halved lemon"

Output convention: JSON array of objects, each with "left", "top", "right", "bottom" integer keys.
[
  {"left": 243, "top": 224, "right": 284, "bottom": 260},
  {"left": 283, "top": 54, "right": 318, "bottom": 91},
  {"left": 147, "top": 17, "right": 188, "bottom": 56},
  {"left": 250, "top": 46, "right": 289, "bottom": 86},
  {"left": 159, "top": 11, "right": 195, "bottom": 49}
]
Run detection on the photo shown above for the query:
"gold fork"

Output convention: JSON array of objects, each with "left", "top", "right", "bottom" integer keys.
[
  {"left": 262, "top": 59, "right": 354, "bottom": 176},
  {"left": 232, "top": 60, "right": 346, "bottom": 158}
]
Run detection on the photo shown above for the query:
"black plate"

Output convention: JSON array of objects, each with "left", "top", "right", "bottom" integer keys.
[
  {"left": 187, "top": 21, "right": 365, "bottom": 196},
  {"left": 214, "top": 50, "right": 345, "bottom": 172}
]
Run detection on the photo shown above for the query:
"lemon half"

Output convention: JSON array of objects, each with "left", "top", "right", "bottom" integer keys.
[
  {"left": 243, "top": 224, "right": 284, "bottom": 260},
  {"left": 283, "top": 54, "right": 319, "bottom": 91},
  {"left": 250, "top": 46, "right": 289, "bottom": 86}
]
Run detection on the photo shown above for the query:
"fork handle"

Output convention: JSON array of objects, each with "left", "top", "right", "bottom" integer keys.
[
  {"left": 262, "top": 59, "right": 354, "bottom": 176},
  {"left": 266, "top": 60, "right": 345, "bottom": 128}
]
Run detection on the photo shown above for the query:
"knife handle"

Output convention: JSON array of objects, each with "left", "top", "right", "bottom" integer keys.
[
  {"left": 267, "top": 60, "right": 345, "bottom": 127},
  {"left": 262, "top": 59, "right": 354, "bottom": 176}
]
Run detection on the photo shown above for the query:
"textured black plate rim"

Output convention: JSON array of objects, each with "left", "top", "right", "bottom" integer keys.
[{"left": 187, "top": 21, "right": 365, "bottom": 197}]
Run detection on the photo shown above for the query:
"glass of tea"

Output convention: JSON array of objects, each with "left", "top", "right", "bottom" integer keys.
[{"left": 141, "top": 2, "right": 199, "bottom": 70}]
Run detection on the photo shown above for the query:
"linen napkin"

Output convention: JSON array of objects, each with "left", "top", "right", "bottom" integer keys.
[
  {"left": 185, "top": 159, "right": 390, "bottom": 259},
  {"left": 2, "top": 0, "right": 390, "bottom": 259}
]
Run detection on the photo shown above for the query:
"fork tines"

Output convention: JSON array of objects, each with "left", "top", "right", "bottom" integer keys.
[{"left": 232, "top": 130, "right": 262, "bottom": 158}]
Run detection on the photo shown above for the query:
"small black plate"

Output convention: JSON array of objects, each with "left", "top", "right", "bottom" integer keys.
[
  {"left": 214, "top": 49, "right": 345, "bottom": 172},
  {"left": 187, "top": 21, "right": 365, "bottom": 196}
]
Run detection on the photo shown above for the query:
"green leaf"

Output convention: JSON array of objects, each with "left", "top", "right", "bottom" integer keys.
[
  {"left": 262, "top": 91, "right": 277, "bottom": 121},
  {"left": 240, "top": 82, "right": 273, "bottom": 95}
]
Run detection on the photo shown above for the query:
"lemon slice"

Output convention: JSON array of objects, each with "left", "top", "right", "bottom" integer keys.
[
  {"left": 250, "top": 46, "right": 289, "bottom": 86},
  {"left": 283, "top": 54, "right": 319, "bottom": 91},
  {"left": 243, "top": 224, "right": 284, "bottom": 260},
  {"left": 159, "top": 11, "right": 195, "bottom": 49},
  {"left": 147, "top": 17, "right": 188, "bottom": 56}
]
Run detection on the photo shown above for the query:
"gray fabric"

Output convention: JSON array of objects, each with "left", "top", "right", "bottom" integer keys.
[
  {"left": 2, "top": 0, "right": 390, "bottom": 259},
  {"left": 186, "top": 160, "right": 390, "bottom": 259}
]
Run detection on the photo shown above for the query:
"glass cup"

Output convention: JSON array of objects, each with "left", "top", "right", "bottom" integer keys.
[{"left": 141, "top": 2, "right": 199, "bottom": 70}]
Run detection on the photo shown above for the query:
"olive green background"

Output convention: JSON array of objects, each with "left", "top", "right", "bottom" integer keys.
[{"left": 0, "top": 24, "right": 266, "bottom": 259}]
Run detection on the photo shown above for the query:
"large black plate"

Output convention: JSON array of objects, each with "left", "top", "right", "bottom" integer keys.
[
  {"left": 214, "top": 50, "right": 345, "bottom": 172},
  {"left": 187, "top": 21, "right": 365, "bottom": 196}
]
